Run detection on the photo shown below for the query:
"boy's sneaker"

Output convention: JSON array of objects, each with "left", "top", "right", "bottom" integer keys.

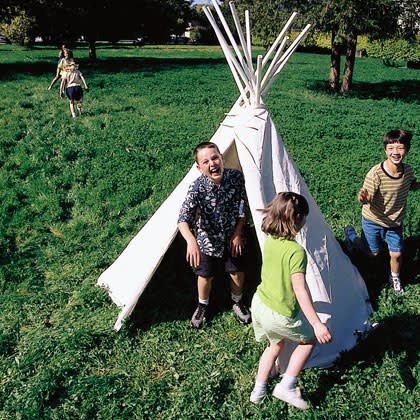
[
  {"left": 250, "top": 389, "right": 266, "bottom": 404},
  {"left": 232, "top": 300, "right": 251, "bottom": 325},
  {"left": 272, "top": 384, "right": 309, "bottom": 410},
  {"left": 344, "top": 225, "right": 358, "bottom": 246},
  {"left": 388, "top": 275, "right": 404, "bottom": 295},
  {"left": 190, "top": 303, "right": 208, "bottom": 328}
]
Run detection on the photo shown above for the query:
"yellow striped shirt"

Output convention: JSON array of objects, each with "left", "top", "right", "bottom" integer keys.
[{"left": 362, "top": 162, "right": 416, "bottom": 227}]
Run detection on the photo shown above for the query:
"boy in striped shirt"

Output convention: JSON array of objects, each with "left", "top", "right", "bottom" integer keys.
[{"left": 345, "top": 129, "right": 419, "bottom": 294}]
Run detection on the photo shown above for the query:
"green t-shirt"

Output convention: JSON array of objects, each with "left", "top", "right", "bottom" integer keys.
[{"left": 257, "top": 235, "right": 307, "bottom": 318}]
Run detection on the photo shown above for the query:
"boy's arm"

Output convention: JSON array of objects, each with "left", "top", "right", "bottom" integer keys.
[
  {"left": 410, "top": 180, "right": 420, "bottom": 190},
  {"left": 178, "top": 222, "right": 200, "bottom": 268},
  {"left": 291, "top": 272, "right": 332, "bottom": 344},
  {"left": 358, "top": 188, "right": 372, "bottom": 204},
  {"left": 358, "top": 167, "right": 378, "bottom": 204},
  {"left": 230, "top": 216, "right": 245, "bottom": 257}
]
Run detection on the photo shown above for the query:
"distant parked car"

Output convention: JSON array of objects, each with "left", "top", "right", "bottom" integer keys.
[
  {"left": 134, "top": 37, "right": 145, "bottom": 47},
  {"left": 0, "top": 35, "right": 11, "bottom": 44}
]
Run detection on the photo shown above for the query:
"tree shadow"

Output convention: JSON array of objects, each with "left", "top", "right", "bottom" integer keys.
[
  {"left": 308, "top": 80, "right": 420, "bottom": 103},
  {"left": 128, "top": 226, "right": 262, "bottom": 331},
  {"left": 310, "top": 313, "right": 419, "bottom": 406},
  {"left": 0, "top": 56, "right": 228, "bottom": 81}
]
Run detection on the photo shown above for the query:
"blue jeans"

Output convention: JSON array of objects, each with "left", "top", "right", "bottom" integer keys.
[{"left": 361, "top": 217, "right": 403, "bottom": 254}]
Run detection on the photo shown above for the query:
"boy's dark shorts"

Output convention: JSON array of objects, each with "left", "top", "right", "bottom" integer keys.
[
  {"left": 66, "top": 86, "right": 83, "bottom": 101},
  {"left": 193, "top": 251, "right": 245, "bottom": 277}
]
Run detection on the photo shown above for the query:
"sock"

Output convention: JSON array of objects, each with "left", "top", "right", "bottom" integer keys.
[
  {"left": 231, "top": 293, "right": 242, "bottom": 303},
  {"left": 279, "top": 373, "right": 297, "bottom": 390},
  {"left": 391, "top": 272, "right": 399, "bottom": 279},
  {"left": 198, "top": 298, "right": 209, "bottom": 305},
  {"left": 252, "top": 381, "right": 267, "bottom": 396}
]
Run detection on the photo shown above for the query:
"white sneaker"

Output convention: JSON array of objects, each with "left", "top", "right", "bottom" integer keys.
[
  {"left": 249, "top": 389, "right": 266, "bottom": 404},
  {"left": 389, "top": 275, "right": 404, "bottom": 295},
  {"left": 272, "top": 384, "right": 309, "bottom": 410}
]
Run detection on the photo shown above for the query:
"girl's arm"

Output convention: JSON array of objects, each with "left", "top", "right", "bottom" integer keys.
[
  {"left": 291, "top": 272, "right": 332, "bottom": 344},
  {"left": 80, "top": 74, "right": 88, "bottom": 90},
  {"left": 59, "top": 77, "right": 66, "bottom": 96}
]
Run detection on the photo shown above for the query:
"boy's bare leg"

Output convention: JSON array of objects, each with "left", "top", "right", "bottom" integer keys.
[
  {"left": 197, "top": 276, "right": 213, "bottom": 301},
  {"left": 389, "top": 251, "right": 404, "bottom": 293},
  {"left": 229, "top": 271, "right": 244, "bottom": 295},
  {"left": 191, "top": 276, "right": 213, "bottom": 328},
  {"left": 229, "top": 271, "right": 251, "bottom": 324},
  {"left": 389, "top": 251, "right": 401, "bottom": 275}
]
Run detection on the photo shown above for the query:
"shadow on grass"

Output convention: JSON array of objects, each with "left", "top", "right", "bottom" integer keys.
[
  {"left": 0, "top": 56, "right": 228, "bottom": 80},
  {"left": 128, "top": 232, "right": 419, "bottom": 330},
  {"left": 311, "top": 312, "right": 419, "bottom": 406},
  {"left": 128, "top": 226, "right": 262, "bottom": 331},
  {"left": 309, "top": 79, "right": 420, "bottom": 103},
  {"left": 340, "top": 235, "right": 420, "bottom": 309}
]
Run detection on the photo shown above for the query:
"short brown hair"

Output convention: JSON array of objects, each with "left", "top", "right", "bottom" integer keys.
[
  {"left": 261, "top": 192, "right": 309, "bottom": 240},
  {"left": 193, "top": 142, "right": 221, "bottom": 163},
  {"left": 383, "top": 129, "right": 412, "bottom": 151}
]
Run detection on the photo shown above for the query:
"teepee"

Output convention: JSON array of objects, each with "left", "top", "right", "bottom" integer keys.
[{"left": 97, "top": 1, "right": 372, "bottom": 368}]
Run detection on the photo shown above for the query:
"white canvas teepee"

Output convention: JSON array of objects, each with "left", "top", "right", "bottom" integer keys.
[{"left": 97, "top": 1, "right": 372, "bottom": 368}]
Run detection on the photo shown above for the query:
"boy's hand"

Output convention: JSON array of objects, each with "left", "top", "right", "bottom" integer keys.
[
  {"left": 186, "top": 239, "right": 201, "bottom": 268},
  {"left": 314, "top": 322, "right": 332, "bottom": 344},
  {"left": 358, "top": 188, "right": 371, "bottom": 204},
  {"left": 230, "top": 233, "right": 243, "bottom": 257}
]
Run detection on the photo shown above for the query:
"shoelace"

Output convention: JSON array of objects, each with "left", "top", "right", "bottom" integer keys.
[
  {"left": 195, "top": 304, "right": 207, "bottom": 319},
  {"left": 392, "top": 278, "right": 402, "bottom": 291},
  {"left": 235, "top": 301, "right": 248, "bottom": 315}
]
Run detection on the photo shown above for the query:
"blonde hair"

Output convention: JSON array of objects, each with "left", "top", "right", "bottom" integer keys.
[{"left": 261, "top": 192, "right": 309, "bottom": 240}]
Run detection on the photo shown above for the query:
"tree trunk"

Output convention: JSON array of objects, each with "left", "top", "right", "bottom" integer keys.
[
  {"left": 328, "top": 31, "right": 340, "bottom": 92},
  {"left": 88, "top": 39, "right": 97, "bottom": 60},
  {"left": 341, "top": 34, "right": 357, "bottom": 93}
]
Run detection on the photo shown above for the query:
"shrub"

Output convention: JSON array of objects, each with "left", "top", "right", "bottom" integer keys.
[
  {"left": 367, "top": 38, "right": 420, "bottom": 67},
  {"left": 0, "top": 9, "right": 37, "bottom": 47}
]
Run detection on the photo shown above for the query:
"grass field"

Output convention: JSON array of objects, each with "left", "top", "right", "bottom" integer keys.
[{"left": 0, "top": 43, "right": 419, "bottom": 419}]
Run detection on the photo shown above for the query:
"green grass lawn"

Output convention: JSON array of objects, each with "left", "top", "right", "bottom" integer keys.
[{"left": 0, "top": 43, "right": 419, "bottom": 419}]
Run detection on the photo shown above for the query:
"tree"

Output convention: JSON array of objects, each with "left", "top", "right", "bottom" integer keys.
[
  {"left": 311, "top": 0, "right": 401, "bottom": 92},
  {"left": 219, "top": 1, "right": 410, "bottom": 93},
  {"left": 0, "top": 0, "right": 193, "bottom": 58},
  {"left": 220, "top": 0, "right": 308, "bottom": 48}
]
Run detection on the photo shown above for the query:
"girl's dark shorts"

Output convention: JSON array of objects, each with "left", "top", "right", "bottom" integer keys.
[
  {"left": 66, "top": 86, "right": 83, "bottom": 101},
  {"left": 193, "top": 251, "right": 245, "bottom": 277}
]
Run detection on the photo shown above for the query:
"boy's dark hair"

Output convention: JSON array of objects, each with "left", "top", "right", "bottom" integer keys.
[
  {"left": 260, "top": 192, "right": 309, "bottom": 240},
  {"left": 384, "top": 129, "right": 412, "bottom": 151},
  {"left": 193, "top": 141, "right": 221, "bottom": 163}
]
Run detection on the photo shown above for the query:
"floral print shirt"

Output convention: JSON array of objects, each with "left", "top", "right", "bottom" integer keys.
[{"left": 178, "top": 168, "right": 247, "bottom": 257}]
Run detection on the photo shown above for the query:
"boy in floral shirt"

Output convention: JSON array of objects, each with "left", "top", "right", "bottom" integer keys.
[{"left": 178, "top": 142, "right": 251, "bottom": 328}]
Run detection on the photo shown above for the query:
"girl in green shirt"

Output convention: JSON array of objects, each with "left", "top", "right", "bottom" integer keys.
[{"left": 250, "top": 192, "right": 332, "bottom": 409}]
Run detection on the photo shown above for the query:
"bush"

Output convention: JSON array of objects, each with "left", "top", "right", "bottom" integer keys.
[
  {"left": 367, "top": 38, "right": 420, "bottom": 67},
  {"left": 0, "top": 9, "right": 37, "bottom": 47}
]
